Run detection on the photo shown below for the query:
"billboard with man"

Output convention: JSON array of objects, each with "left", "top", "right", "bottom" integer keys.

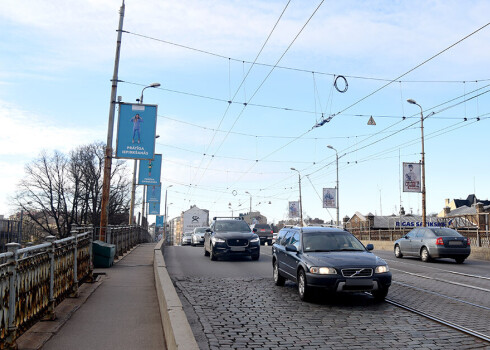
[{"left": 403, "top": 162, "right": 421, "bottom": 192}]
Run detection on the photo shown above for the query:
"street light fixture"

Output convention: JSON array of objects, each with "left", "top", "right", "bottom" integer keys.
[
  {"left": 245, "top": 191, "right": 252, "bottom": 213},
  {"left": 290, "top": 168, "right": 303, "bottom": 227},
  {"left": 327, "top": 145, "right": 339, "bottom": 226},
  {"left": 139, "top": 83, "right": 161, "bottom": 104},
  {"left": 407, "top": 98, "right": 427, "bottom": 227}
]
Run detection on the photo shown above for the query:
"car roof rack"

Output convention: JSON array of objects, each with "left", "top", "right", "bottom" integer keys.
[
  {"left": 213, "top": 216, "right": 243, "bottom": 221},
  {"left": 306, "top": 224, "right": 344, "bottom": 229}
]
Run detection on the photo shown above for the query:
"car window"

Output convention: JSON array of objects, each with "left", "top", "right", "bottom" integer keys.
[
  {"left": 276, "top": 230, "right": 287, "bottom": 245},
  {"left": 406, "top": 230, "right": 417, "bottom": 238},
  {"left": 254, "top": 224, "right": 271, "bottom": 230},
  {"left": 290, "top": 232, "right": 300, "bottom": 250},
  {"left": 281, "top": 230, "right": 294, "bottom": 246},
  {"left": 195, "top": 228, "right": 207, "bottom": 233},
  {"left": 214, "top": 220, "right": 250, "bottom": 232},
  {"left": 430, "top": 228, "right": 462, "bottom": 237},
  {"left": 415, "top": 229, "right": 425, "bottom": 238},
  {"left": 303, "top": 231, "right": 365, "bottom": 252}
]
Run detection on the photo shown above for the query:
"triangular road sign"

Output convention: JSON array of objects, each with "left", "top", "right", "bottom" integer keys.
[{"left": 367, "top": 116, "right": 376, "bottom": 125}]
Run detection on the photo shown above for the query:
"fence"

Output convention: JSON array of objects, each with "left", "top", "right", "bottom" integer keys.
[{"left": 349, "top": 227, "right": 490, "bottom": 247}]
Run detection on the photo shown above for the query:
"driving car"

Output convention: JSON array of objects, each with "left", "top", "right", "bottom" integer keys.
[
  {"left": 394, "top": 227, "right": 471, "bottom": 263},
  {"left": 272, "top": 226, "right": 391, "bottom": 302},
  {"left": 181, "top": 231, "right": 193, "bottom": 246},
  {"left": 204, "top": 217, "right": 260, "bottom": 261},
  {"left": 251, "top": 223, "right": 273, "bottom": 245},
  {"left": 191, "top": 227, "right": 208, "bottom": 246}
]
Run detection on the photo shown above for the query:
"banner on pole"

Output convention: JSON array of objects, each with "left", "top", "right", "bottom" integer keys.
[
  {"left": 148, "top": 202, "right": 160, "bottom": 215},
  {"left": 288, "top": 201, "right": 299, "bottom": 218},
  {"left": 146, "top": 184, "right": 161, "bottom": 203},
  {"left": 323, "top": 188, "right": 337, "bottom": 208},
  {"left": 138, "top": 154, "right": 162, "bottom": 185},
  {"left": 403, "top": 162, "right": 421, "bottom": 193},
  {"left": 115, "top": 103, "right": 157, "bottom": 160},
  {"left": 156, "top": 215, "right": 164, "bottom": 227}
]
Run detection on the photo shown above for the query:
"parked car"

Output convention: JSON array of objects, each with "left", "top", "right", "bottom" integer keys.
[
  {"left": 272, "top": 226, "right": 391, "bottom": 302},
  {"left": 204, "top": 217, "right": 260, "bottom": 261},
  {"left": 394, "top": 227, "right": 471, "bottom": 263},
  {"left": 251, "top": 223, "right": 273, "bottom": 245},
  {"left": 191, "top": 227, "right": 208, "bottom": 246},
  {"left": 181, "top": 231, "right": 193, "bottom": 246}
]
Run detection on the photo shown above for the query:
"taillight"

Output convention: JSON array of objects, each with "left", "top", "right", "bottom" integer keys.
[
  {"left": 466, "top": 238, "right": 470, "bottom": 246},
  {"left": 271, "top": 230, "right": 273, "bottom": 234},
  {"left": 436, "top": 237, "right": 444, "bottom": 246}
]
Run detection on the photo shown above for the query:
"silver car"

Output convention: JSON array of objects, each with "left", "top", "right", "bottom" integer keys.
[
  {"left": 181, "top": 232, "right": 193, "bottom": 246},
  {"left": 191, "top": 227, "right": 208, "bottom": 246},
  {"left": 394, "top": 227, "right": 470, "bottom": 264}
]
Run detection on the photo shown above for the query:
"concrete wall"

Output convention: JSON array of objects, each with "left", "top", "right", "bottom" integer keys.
[{"left": 361, "top": 240, "right": 490, "bottom": 261}]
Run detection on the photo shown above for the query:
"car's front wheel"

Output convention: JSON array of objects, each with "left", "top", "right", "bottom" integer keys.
[
  {"left": 251, "top": 253, "right": 260, "bottom": 261},
  {"left": 394, "top": 245, "right": 403, "bottom": 258},
  {"left": 297, "top": 269, "right": 311, "bottom": 302},
  {"left": 204, "top": 244, "right": 210, "bottom": 256},
  {"left": 420, "top": 247, "right": 431, "bottom": 262},
  {"left": 273, "top": 260, "right": 285, "bottom": 286},
  {"left": 372, "top": 286, "right": 389, "bottom": 302},
  {"left": 209, "top": 246, "right": 217, "bottom": 261}
]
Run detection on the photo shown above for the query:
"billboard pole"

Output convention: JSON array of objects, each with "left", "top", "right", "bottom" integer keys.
[{"left": 100, "top": 0, "right": 125, "bottom": 241}]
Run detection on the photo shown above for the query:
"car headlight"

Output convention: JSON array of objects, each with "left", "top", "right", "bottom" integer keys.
[
  {"left": 309, "top": 267, "right": 336, "bottom": 275},
  {"left": 375, "top": 265, "right": 390, "bottom": 273},
  {"left": 250, "top": 237, "right": 260, "bottom": 243},
  {"left": 211, "top": 237, "right": 225, "bottom": 244}
]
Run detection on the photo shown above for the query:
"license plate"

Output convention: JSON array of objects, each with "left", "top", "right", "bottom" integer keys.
[
  {"left": 345, "top": 279, "right": 373, "bottom": 287},
  {"left": 448, "top": 241, "right": 463, "bottom": 246},
  {"left": 230, "top": 247, "right": 245, "bottom": 252}
]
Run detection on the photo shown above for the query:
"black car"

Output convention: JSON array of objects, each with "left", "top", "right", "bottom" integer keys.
[
  {"left": 394, "top": 227, "right": 471, "bottom": 263},
  {"left": 204, "top": 217, "right": 260, "bottom": 261},
  {"left": 272, "top": 226, "right": 391, "bottom": 302},
  {"left": 251, "top": 223, "right": 273, "bottom": 245}
]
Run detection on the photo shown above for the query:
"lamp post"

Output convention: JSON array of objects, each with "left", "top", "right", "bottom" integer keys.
[
  {"left": 164, "top": 185, "right": 173, "bottom": 243},
  {"left": 245, "top": 191, "right": 252, "bottom": 213},
  {"left": 130, "top": 83, "right": 161, "bottom": 227},
  {"left": 327, "top": 145, "right": 339, "bottom": 226},
  {"left": 290, "top": 168, "right": 303, "bottom": 227},
  {"left": 407, "top": 98, "right": 427, "bottom": 227}
]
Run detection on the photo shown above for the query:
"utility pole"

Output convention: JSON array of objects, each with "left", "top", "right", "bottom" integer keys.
[{"left": 99, "top": 0, "right": 125, "bottom": 241}]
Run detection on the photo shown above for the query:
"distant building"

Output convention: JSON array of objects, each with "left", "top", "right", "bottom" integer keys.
[
  {"left": 239, "top": 211, "right": 267, "bottom": 226},
  {"left": 346, "top": 210, "right": 448, "bottom": 231},
  {"left": 438, "top": 194, "right": 490, "bottom": 230}
]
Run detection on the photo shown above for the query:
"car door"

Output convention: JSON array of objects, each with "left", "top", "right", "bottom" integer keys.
[
  {"left": 204, "top": 223, "right": 215, "bottom": 251},
  {"left": 411, "top": 228, "right": 426, "bottom": 255},
  {"left": 277, "top": 230, "right": 294, "bottom": 279},
  {"left": 283, "top": 231, "right": 301, "bottom": 281},
  {"left": 399, "top": 229, "right": 416, "bottom": 255}
]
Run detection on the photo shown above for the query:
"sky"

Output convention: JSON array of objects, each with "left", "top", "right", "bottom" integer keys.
[{"left": 1, "top": 0, "right": 489, "bottom": 225}]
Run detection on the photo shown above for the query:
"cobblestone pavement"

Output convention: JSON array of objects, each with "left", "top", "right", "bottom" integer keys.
[{"left": 174, "top": 276, "right": 490, "bottom": 350}]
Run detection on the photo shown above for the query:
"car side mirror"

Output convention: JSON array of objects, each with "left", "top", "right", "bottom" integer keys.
[
  {"left": 253, "top": 228, "right": 257, "bottom": 233},
  {"left": 366, "top": 243, "right": 374, "bottom": 251},
  {"left": 206, "top": 228, "right": 212, "bottom": 233},
  {"left": 285, "top": 244, "right": 298, "bottom": 253},
  {"left": 404, "top": 235, "right": 409, "bottom": 239}
]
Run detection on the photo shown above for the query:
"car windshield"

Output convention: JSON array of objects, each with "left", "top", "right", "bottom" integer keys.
[
  {"left": 184, "top": 232, "right": 192, "bottom": 237},
  {"left": 430, "top": 228, "right": 462, "bottom": 237},
  {"left": 303, "top": 231, "right": 365, "bottom": 252},
  {"left": 195, "top": 228, "right": 207, "bottom": 233},
  {"left": 215, "top": 220, "right": 251, "bottom": 232}
]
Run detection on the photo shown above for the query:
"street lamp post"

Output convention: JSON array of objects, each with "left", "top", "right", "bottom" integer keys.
[
  {"left": 290, "top": 168, "right": 303, "bottom": 227},
  {"left": 164, "top": 185, "right": 173, "bottom": 243},
  {"left": 407, "top": 98, "right": 427, "bottom": 227},
  {"left": 245, "top": 191, "right": 252, "bottom": 213},
  {"left": 129, "top": 83, "right": 161, "bottom": 226},
  {"left": 327, "top": 145, "right": 339, "bottom": 226}
]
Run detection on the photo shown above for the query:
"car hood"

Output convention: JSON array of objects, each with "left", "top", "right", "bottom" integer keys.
[
  {"left": 302, "top": 251, "right": 387, "bottom": 268},
  {"left": 215, "top": 232, "right": 255, "bottom": 239}
]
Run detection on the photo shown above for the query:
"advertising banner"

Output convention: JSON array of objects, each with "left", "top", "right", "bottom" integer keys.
[
  {"left": 288, "top": 201, "right": 299, "bottom": 218},
  {"left": 148, "top": 202, "right": 160, "bottom": 215},
  {"left": 146, "top": 184, "right": 161, "bottom": 203},
  {"left": 323, "top": 188, "right": 337, "bottom": 208},
  {"left": 115, "top": 103, "right": 157, "bottom": 160},
  {"left": 155, "top": 215, "right": 164, "bottom": 227},
  {"left": 138, "top": 154, "right": 162, "bottom": 185},
  {"left": 403, "top": 162, "right": 421, "bottom": 193}
]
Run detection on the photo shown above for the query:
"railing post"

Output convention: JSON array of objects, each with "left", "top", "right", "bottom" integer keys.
[
  {"left": 5, "top": 243, "right": 20, "bottom": 349},
  {"left": 70, "top": 231, "right": 79, "bottom": 298},
  {"left": 44, "top": 236, "right": 56, "bottom": 321}
]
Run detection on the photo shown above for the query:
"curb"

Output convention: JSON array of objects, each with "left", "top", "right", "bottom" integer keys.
[{"left": 153, "top": 240, "right": 199, "bottom": 350}]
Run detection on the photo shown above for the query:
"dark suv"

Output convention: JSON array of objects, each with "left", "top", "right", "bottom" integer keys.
[
  {"left": 272, "top": 226, "right": 391, "bottom": 302},
  {"left": 204, "top": 217, "right": 260, "bottom": 261},
  {"left": 251, "top": 223, "right": 273, "bottom": 245}
]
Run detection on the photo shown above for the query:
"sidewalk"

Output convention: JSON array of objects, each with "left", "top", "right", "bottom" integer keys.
[{"left": 16, "top": 243, "right": 166, "bottom": 350}]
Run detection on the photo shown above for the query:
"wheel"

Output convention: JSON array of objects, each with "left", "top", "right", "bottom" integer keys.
[
  {"left": 209, "top": 246, "right": 217, "bottom": 261},
  {"left": 251, "top": 254, "right": 260, "bottom": 261},
  {"left": 297, "top": 269, "right": 311, "bottom": 301},
  {"left": 372, "top": 286, "right": 389, "bottom": 302},
  {"left": 455, "top": 257, "right": 466, "bottom": 264},
  {"left": 420, "top": 247, "right": 431, "bottom": 262},
  {"left": 394, "top": 245, "right": 403, "bottom": 258},
  {"left": 204, "top": 244, "right": 210, "bottom": 256},
  {"left": 268, "top": 240, "right": 272, "bottom": 246},
  {"left": 273, "top": 260, "right": 285, "bottom": 286}
]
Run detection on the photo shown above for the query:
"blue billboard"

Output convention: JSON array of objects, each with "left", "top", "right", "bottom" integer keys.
[
  {"left": 148, "top": 202, "right": 160, "bottom": 215},
  {"left": 147, "top": 184, "right": 161, "bottom": 203},
  {"left": 138, "top": 154, "right": 162, "bottom": 185},
  {"left": 155, "top": 215, "right": 164, "bottom": 227},
  {"left": 115, "top": 103, "right": 157, "bottom": 160}
]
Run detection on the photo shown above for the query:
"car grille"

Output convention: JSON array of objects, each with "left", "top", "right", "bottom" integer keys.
[
  {"left": 341, "top": 268, "right": 373, "bottom": 278},
  {"left": 227, "top": 239, "right": 249, "bottom": 247}
]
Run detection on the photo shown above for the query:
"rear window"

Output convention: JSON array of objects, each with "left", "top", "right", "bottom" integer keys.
[
  {"left": 254, "top": 224, "right": 271, "bottom": 229},
  {"left": 430, "top": 228, "right": 462, "bottom": 237}
]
